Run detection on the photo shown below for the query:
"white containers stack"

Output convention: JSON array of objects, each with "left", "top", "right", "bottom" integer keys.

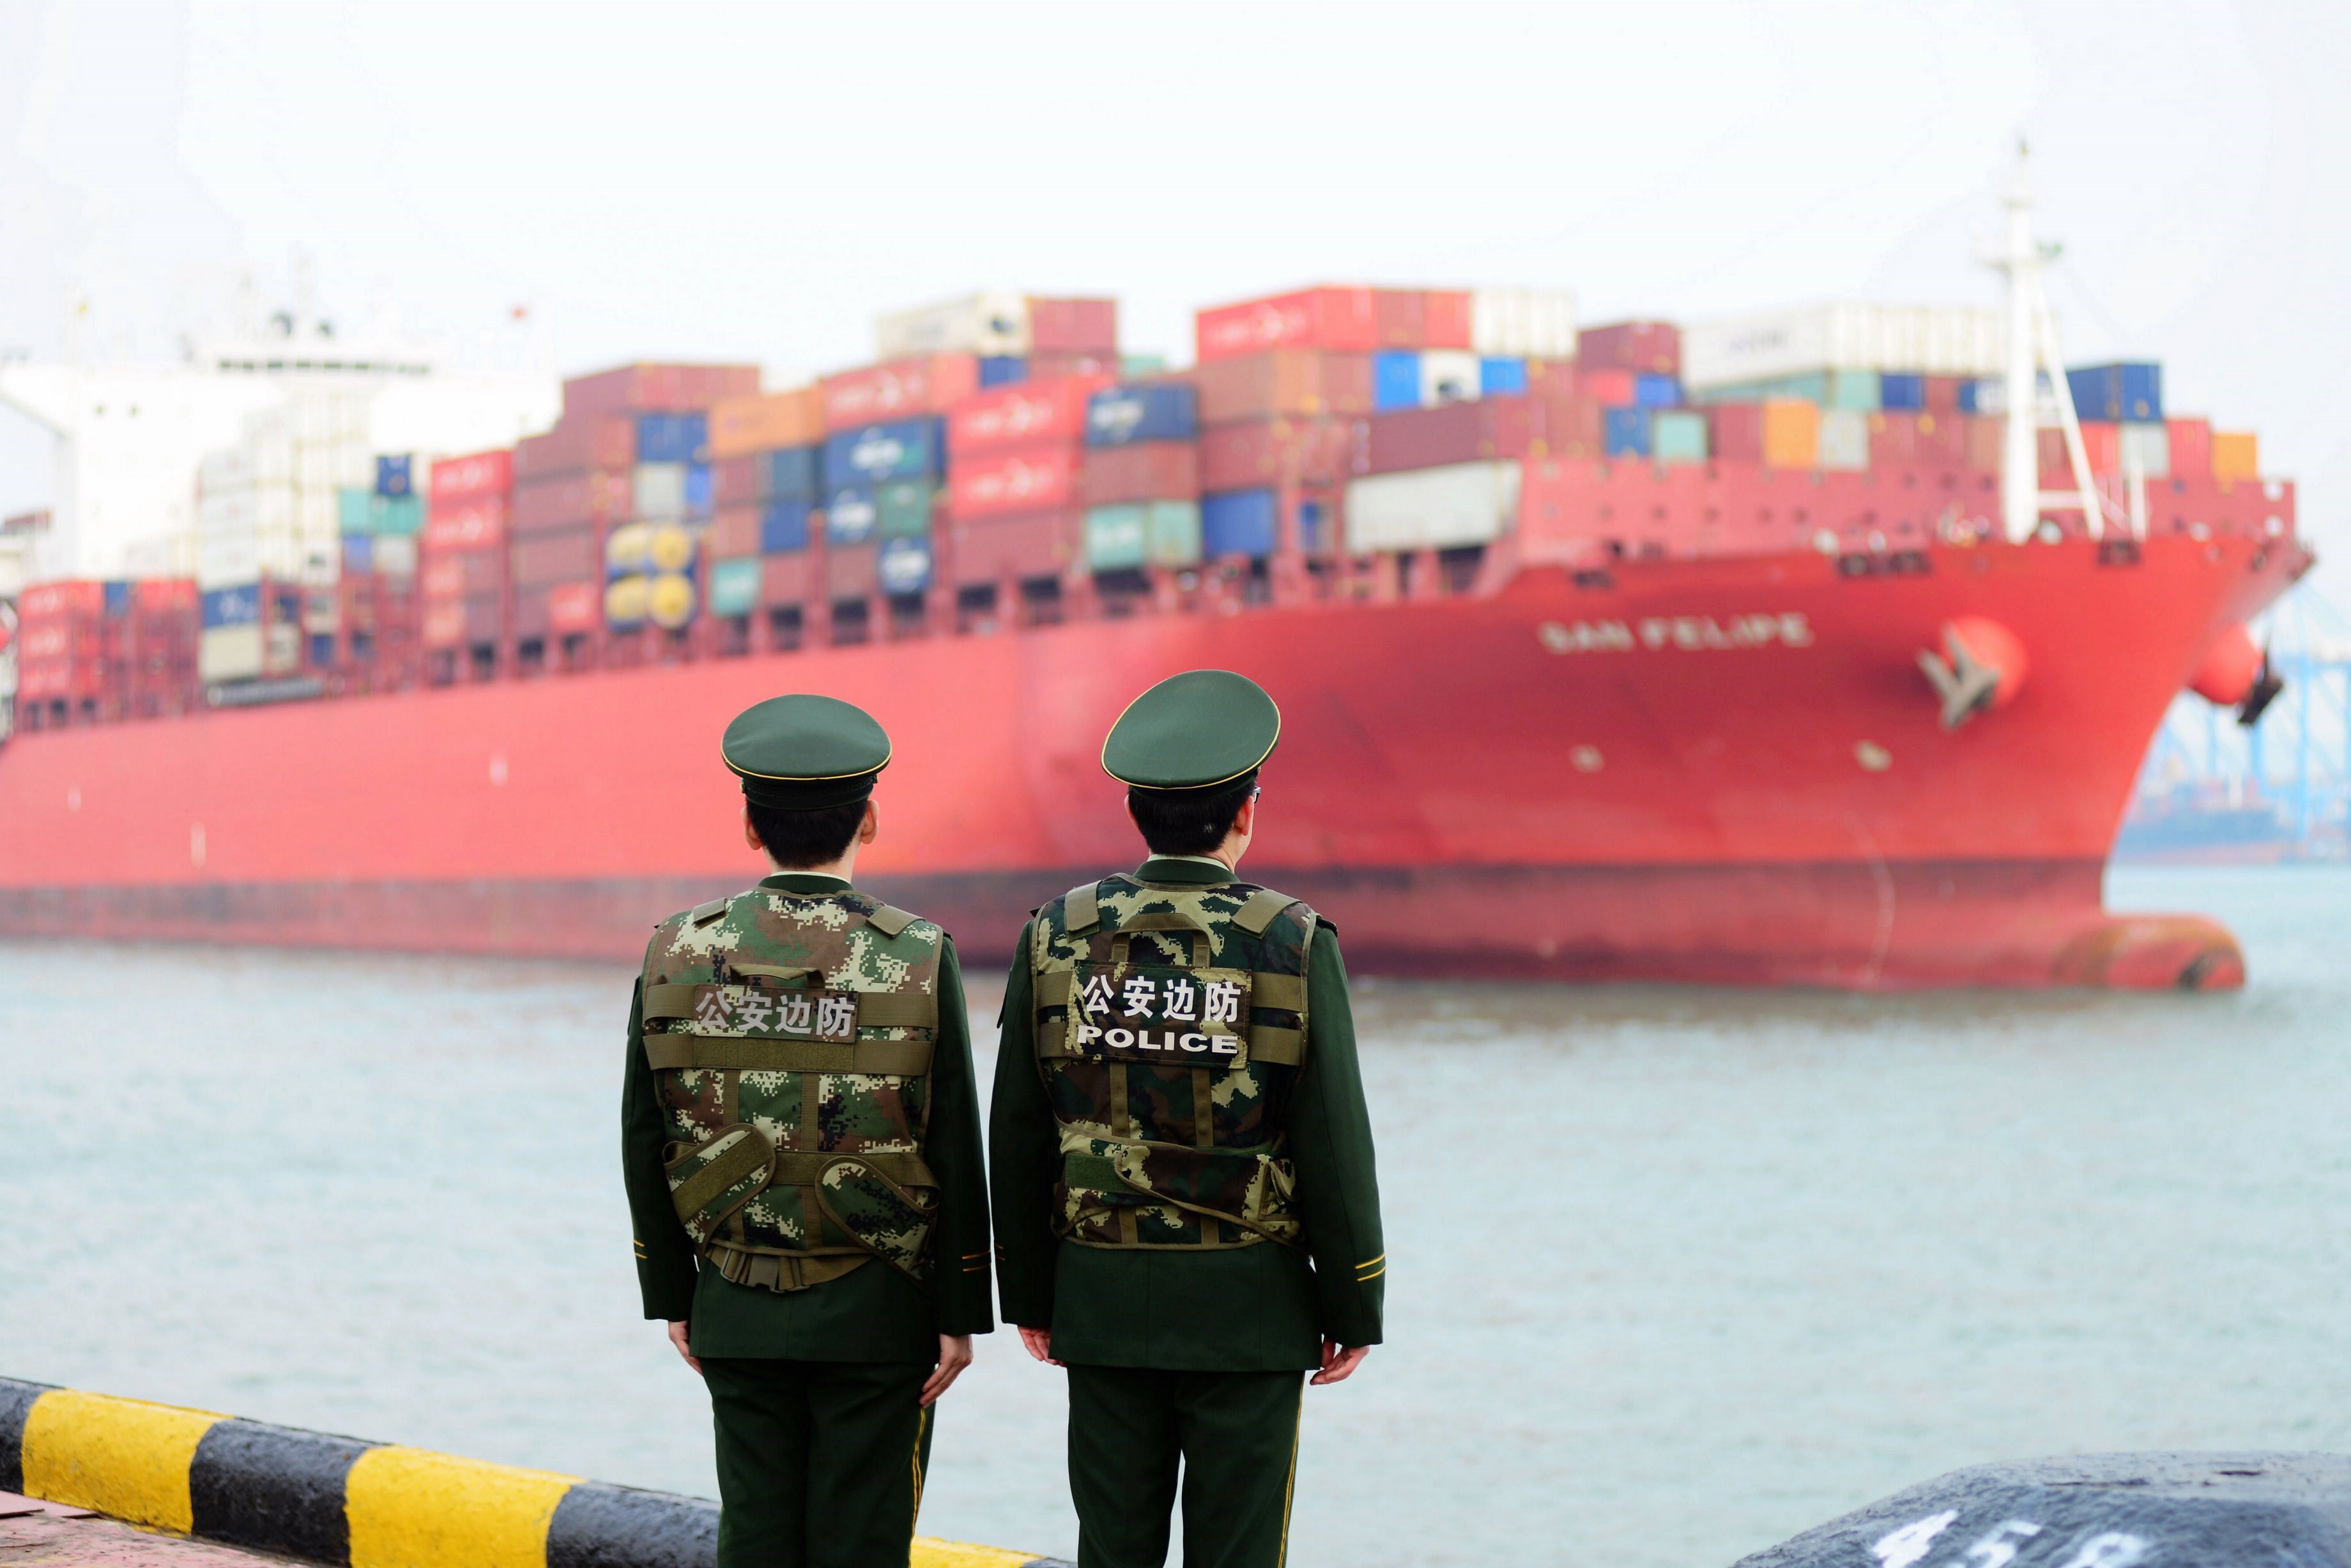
[
  {"left": 875, "top": 293, "right": 1032, "bottom": 358},
  {"left": 1469, "top": 289, "right": 1578, "bottom": 356},
  {"left": 1680, "top": 304, "right": 2012, "bottom": 390},
  {"left": 1344, "top": 461, "right": 1522, "bottom": 553}
]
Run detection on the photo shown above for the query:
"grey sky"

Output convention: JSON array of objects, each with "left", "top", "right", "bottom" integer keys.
[{"left": 4, "top": 0, "right": 2347, "bottom": 578}]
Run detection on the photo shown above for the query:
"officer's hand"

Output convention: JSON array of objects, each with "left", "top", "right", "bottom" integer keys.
[
  {"left": 1311, "top": 1341, "right": 1368, "bottom": 1386},
  {"left": 921, "top": 1336, "right": 973, "bottom": 1407},
  {"left": 666, "top": 1320, "right": 701, "bottom": 1374},
  {"left": 1018, "top": 1326, "right": 1064, "bottom": 1367}
]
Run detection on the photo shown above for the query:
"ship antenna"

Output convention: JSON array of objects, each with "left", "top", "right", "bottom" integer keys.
[{"left": 1986, "top": 141, "right": 2115, "bottom": 544}]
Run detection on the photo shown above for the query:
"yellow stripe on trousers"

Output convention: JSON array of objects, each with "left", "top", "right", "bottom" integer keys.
[
  {"left": 911, "top": 1542, "right": 1037, "bottom": 1568},
  {"left": 19, "top": 1389, "right": 225, "bottom": 1531},
  {"left": 344, "top": 1445, "right": 579, "bottom": 1568}
]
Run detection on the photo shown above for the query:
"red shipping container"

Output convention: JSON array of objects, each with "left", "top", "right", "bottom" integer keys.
[
  {"left": 710, "top": 455, "right": 763, "bottom": 509},
  {"left": 516, "top": 416, "right": 637, "bottom": 480},
  {"left": 514, "top": 469, "right": 630, "bottom": 535},
  {"left": 548, "top": 580, "right": 601, "bottom": 634},
  {"left": 708, "top": 505, "right": 762, "bottom": 559},
  {"left": 425, "top": 494, "right": 509, "bottom": 552},
  {"left": 1870, "top": 412, "right": 1968, "bottom": 470},
  {"left": 20, "top": 581, "right": 103, "bottom": 621},
  {"left": 1372, "top": 289, "right": 1425, "bottom": 349},
  {"left": 1198, "top": 417, "right": 1356, "bottom": 492},
  {"left": 951, "top": 445, "right": 1083, "bottom": 519},
  {"left": 2167, "top": 418, "right": 2213, "bottom": 480},
  {"left": 947, "top": 510, "right": 1080, "bottom": 583},
  {"left": 1574, "top": 367, "right": 1637, "bottom": 405},
  {"left": 1966, "top": 415, "right": 2005, "bottom": 473},
  {"left": 1708, "top": 406, "right": 1765, "bottom": 464},
  {"left": 762, "top": 553, "right": 815, "bottom": 606},
  {"left": 511, "top": 586, "right": 550, "bottom": 641},
  {"left": 1423, "top": 291, "right": 1473, "bottom": 351},
  {"left": 512, "top": 527, "right": 600, "bottom": 590},
  {"left": 1354, "top": 399, "right": 1542, "bottom": 476},
  {"left": 422, "top": 548, "right": 505, "bottom": 599},
  {"left": 950, "top": 377, "right": 1108, "bottom": 455},
  {"left": 1195, "top": 287, "right": 1379, "bottom": 362},
  {"left": 1083, "top": 443, "right": 1200, "bottom": 505},
  {"left": 1923, "top": 376, "right": 1964, "bottom": 415},
  {"left": 421, "top": 598, "right": 466, "bottom": 649},
  {"left": 562, "top": 363, "right": 760, "bottom": 421},
  {"left": 1027, "top": 298, "right": 1119, "bottom": 353},
  {"left": 1578, "top": 321, "right": 1680, "bottom": 376},
  {"left": 2039, "top": 422, "right": 2120, "bottom": 476},
  {"left": 1535, "top": 395, "right": 1604, "bottom": 458},
  {"left": 134, "top": 579, "right": 198, "bottom": 611},
  {"left": 825, "top": 543, "right": 878, "bottom": 600},
  {"left": 429, "top": 449, "right": 514, "bottom": 501},
  {"left": 822, "top": 355, "right": 981, "bottom": 429},
  {"left": 1186, "top": 352, "right": 1375, "bottom": 424},
  {"left": 1029, "top": 351, "right": 1122, "bottom": 381}
]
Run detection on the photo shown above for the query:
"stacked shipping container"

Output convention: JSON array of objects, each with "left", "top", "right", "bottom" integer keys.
[
  {"left": 421, "top": 450, "right": 513, "bottom": 681},
  {"left": 15, "top": 579, "right": 201, "bottom": 727},
  {"left": 705, "top": 387, "right": 826, "bottom": 651}
]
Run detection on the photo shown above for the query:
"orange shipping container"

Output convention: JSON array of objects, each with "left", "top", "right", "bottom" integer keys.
[
  {"left": 2166, "top": 418, "right": 2212, "bottom": 480},
  {"left": 708, "top": 388, "right": 826, "bottom": 459},
  {"left": 1761, "top": 400, "right": 1819, "bottom": 469},
  {"left": 1186, "top": 352, "right": 1375, "bottom": 424},
  {"left": 708, "top": 505, "right": 763, "bottom": 558},
  {"left": 2212, "top": 432, "right": 2258, "bottom": 481},
  {"left": 761, "top": 552, "right": 815, "bottom": 606}
]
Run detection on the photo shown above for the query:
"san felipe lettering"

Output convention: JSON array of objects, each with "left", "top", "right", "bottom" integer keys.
[{"left": 1538, "top": 611, "right": 1815, "bottom": 655}]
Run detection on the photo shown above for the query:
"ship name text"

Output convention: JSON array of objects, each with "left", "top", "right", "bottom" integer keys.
[{"left": 1537, "top": 612, "right": 1815, "bottom": 655}]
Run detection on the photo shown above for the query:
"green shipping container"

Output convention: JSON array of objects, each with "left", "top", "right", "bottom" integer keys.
[
  {"left": 374, "top": 494, "right": 424, "bottom": 536},
  {"left": 1144, "top": 500, "right": 1202, "bottom": 566},
  {"left": 708, "top": 556, "right": 762, "bottom": 618},
  {"left": 1085, "top": 505, "right": 1147, "bottom": 571},
  {"left": 1651, "top": 411, "right": 1708, "bottom": 464},
  {"left": 1693, "top": 370, "right": 1879, "bottom": 411},
  {"left": 875, "top": 480, "right": 933, "bottom": 540},
  {"left": 1085, "top": 502, "right": 1202, "bottom": 572},
  {"left": 339, "top": 488, "right": 374, "bottom": 536}
]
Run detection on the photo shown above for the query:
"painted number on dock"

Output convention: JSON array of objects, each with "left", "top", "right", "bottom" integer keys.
[
  {"left": 1537, "top": 613, "right": 1814, "bottom": 655},
  {"left": 1871, "top": 1514, "right": 2147, "bottom": 1568}
]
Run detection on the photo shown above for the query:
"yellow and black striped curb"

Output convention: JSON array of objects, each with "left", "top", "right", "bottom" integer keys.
[{"left": 1, "top": 1378, "right": 1070, "bottom": 1568}]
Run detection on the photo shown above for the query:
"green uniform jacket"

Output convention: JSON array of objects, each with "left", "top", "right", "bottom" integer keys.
[
  {"left": 622, "top": 871, "right": 995, "bottom": 1362},
  {"left": 989, "top": 855, "right": 1386, "bottom": 1371}
]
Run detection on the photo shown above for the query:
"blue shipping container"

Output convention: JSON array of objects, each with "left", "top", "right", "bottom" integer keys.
[
  {"left": 1373, "top": 352, "right": 1423, "bottom": 412},
  {"left": 761, "top": 500, "right": 814, "bottom": 554},
  {"left": 342, "top": 536, "right": 373, "bottom": 575},
  {"left": 979, "top": 357, "right": 1029, "bottom": 388},
  {"left": 825, "top": 487, "right": 878, "bottom": 544},
  {"left": 103, "top": 580, "right": 134, "bottom": 618},
  {"left": 823, "top": 418, "right": 944, "bottom": 488},
  {"left": 1604, "top": 406, "right": 1652, "bottom": 458},
  {"left": 879, "top": 537, "right": 933, "bottom": 596},
  {"left": 684, "top": 462, "right": 714, "bottom": 517},
  {"left": 1957, "top": 378, "right": 1994, "bottom": 414},
  {"left": 375, "top": 454, "right": 413, "bottom": 497},
  {"left": 1202, "top": 489, "right": 1279, "bottom": 558},
  {"left": 760, "top": 446, "right": 821, "bottom": 502},
  {"left": 1633, "top": 374, "right": 1681, "bottom": 409},
  {"left": 1085, "top": 383, "right": 1199, "bottom": 447},
  {"left": 201, "top": 585, "right": 260, "bottom": 629},
  {"left": 636, "top": 413, "right": 708, "bottom": 464},
  {"left": 1297, "top": 498, "right": 1333, "bottom": 554},
  {"left": 1878, "top": 374, "right": 1926, "bottom": 412},
  {"left": 1479, "top": 357, "right": 1529, "bottom": 397},
  {"left": 2067, "top": 363, "right": 2162, "bottom": 423}
]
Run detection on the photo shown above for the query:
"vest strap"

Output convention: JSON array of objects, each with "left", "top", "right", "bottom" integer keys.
[
  {"left": 1245, "top": 1024, "right": 1303, "bottom": 1066},
  {"left": 1251, "top": 971, "right": 1306, "bottom": 1010},
  {"left": 644, "top": 1034, "right": 935, "bottom": 1076},
  {"left": 1063, "top": 882, "right": 1101, "bottom": 934},
  {"left": 866, "top": 904, "right": 918, "bottom": 938},
  {"left": 668, "top": 1129, "right": 774, "bottom": 1226},
  {"left": 706, "top": 1242, "right": 871, "bottom": 1294},
  {"left": 1231, "top": 889, "right": 1296, "bottom": 934},
  {"left": 1036, "top": 970, "right": 1074, "bottom": 1006},
  {"left": 770, "top": 1148, "right": 938, "bottom": 1190}
]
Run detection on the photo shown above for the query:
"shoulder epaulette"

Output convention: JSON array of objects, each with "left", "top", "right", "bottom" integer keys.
[
  {"left": 866, "top": 903, "right": 919, "bottom": 938},
  {"left": 1062, "top": 881, "right": 1101, "bottom": 934},
  {"left": 688, "top": 895, "right": 731, "bottom": 927},
  {"left": 1232, "top": 888, "right": 1298, "bottom": 935}
]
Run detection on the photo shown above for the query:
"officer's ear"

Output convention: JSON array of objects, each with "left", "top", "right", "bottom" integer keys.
[
  {"left": 742, "top": 804, "right": 766, "bottom": 855},
  {"left": 857, "top": 800, "right": 879, "bottom": 846}
]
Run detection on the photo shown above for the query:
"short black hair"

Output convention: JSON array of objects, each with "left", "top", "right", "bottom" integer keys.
[
  {"left": 747, "top": 796, "right": 869, "bottom": 869},
  {"left": 1126, "top": 776, "right": 1255, "bottom": 857}
]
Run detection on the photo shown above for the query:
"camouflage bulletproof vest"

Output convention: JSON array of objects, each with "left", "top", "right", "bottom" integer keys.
[
  {"left": 643, "top": 885, "right": 946, "bottom": 1293},
  {"left": 1029, "top": 871, "right": 1317, "bottom": 1250}
]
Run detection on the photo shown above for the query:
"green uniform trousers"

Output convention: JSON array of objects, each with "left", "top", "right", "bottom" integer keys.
[
  {"left": 701, "top": 1358, "right": 935, "bottom": 1568},
  {"left": 1066, "top": 1366, "right": 1305, "bottom": 1568}
]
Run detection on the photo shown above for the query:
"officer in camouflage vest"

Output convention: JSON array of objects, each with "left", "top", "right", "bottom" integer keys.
[
  {"left": 622, "top": 694, "right": 993, "bottom": 1568},
  {"left": 990, "top": 670, "right": 1386, "bottom": 1568}
]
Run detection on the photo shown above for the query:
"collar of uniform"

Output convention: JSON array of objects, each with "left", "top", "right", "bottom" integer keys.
[
  {"left": 1135, "top": 855, "right": 1235, "bottom": 886},
  {"left": 758, "top": 872, "right": 853, "bottom": 895}
]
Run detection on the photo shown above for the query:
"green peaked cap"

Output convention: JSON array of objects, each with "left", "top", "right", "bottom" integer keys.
[
  {"left": 1101, "top": 669, "right": 1281, "bottom": 791},
  {"left": 723, "top": 694, "right": 891, "bottom": 811}
]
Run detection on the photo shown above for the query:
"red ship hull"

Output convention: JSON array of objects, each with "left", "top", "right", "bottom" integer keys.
[{"left": 0, "top": 531, "right": 2303, "bottom": 988}]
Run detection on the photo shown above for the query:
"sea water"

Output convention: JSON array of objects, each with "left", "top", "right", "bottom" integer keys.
[{"left": 3, "top": 865, "right": 2347, "bottom": 1568}]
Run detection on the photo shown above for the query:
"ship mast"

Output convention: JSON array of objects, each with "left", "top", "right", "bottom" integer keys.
[{"left": 1989, "top": 144, "right": 2113, "bottom": 544}]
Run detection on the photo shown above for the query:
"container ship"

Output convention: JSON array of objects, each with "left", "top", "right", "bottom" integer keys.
[{"left": 0, "top": 169, "right": 2311, "bottom": 989}]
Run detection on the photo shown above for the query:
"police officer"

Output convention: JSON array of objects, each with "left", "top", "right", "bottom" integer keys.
[
  {"left": 622, "top": 694, "right": 993, "bottom": 1568},
  {"left": 989, "top": 669, "right": 1386, "bottom": 1568}
]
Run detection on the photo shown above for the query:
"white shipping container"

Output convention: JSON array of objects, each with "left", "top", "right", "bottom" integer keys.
[
  {"left": 875, "top": 292, "right": 1030, "bottom": 360},
  {"left": 1818, "top": 409, "right": 1870, "bottom": 471},
  {"left": 1470, "top": 289, "right": 1577, "bottom": 357},
  {"left": 199, "top": 625, "right": 264, "bottom": 683},
  {"left": 2120, "top": 422, "right": 2171, "bottom": 478},
  {"left": 1345, "top": 461, "right": 1521, "bottom": 553},
  {"left": 372, "top": 535, "right": 418, "bottom": 576},
  {"left": 633, "top": 462, "right": 688, "bottom": 520},
  {"left": 1681, "top": 303, "right": 2018, "bottom": 390},
  {"left": 1420, "top": 351, "right": 1481, "bottom": 406},
  {"left": 264, "top": 622, "right": 302, "bottom": 676}
]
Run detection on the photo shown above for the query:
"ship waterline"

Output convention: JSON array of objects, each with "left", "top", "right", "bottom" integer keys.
[{"left": 0, "top": 532, "right": 2304, "bottom": 988}]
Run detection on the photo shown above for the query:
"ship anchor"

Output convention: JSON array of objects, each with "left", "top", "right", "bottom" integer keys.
[{"left": 1917, "top": 618, "right": 2026, "bottom": 730}]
